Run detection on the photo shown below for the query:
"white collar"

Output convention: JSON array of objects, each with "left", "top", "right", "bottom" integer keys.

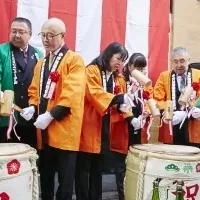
[
  {"left": 106, "top": 70, "right": 112, "bottom": 76},
  {"left": 51, "top": 44, "right": 64, "bottom": 56},
  {"left": 105, "top": 70, "right": 113, "bottom": 81},
  {"left": 20, "top": 45, "right": 28, "bottom": 52},
  {"left": 176, "top": 72, "right": 187, "bottom": 77}
]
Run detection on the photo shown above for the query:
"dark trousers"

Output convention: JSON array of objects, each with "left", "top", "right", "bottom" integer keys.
[
  {"left": 0, "top": 125, "right": 37, "bottom": 148},
  {"left": 173, "top": 125, "right": 188, "bottom": 145},
  {"left": 39, "top": 144, "right": 77, "bottom": 200},
  {"left": 75, "top": 152, "right": 103, "bottom": 200},
  {"left": 113, "top": 152, "right": 126, "bottom": 200},
  {"left": 75, "top": 151, "right": 126, "bottom": 200}
]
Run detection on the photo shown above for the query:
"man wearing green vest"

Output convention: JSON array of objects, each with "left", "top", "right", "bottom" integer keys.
[{"left": 0, "top": 17, "right": 43, "bottom": 148}]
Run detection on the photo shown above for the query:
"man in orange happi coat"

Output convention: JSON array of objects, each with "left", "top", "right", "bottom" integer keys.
[
  {"left": 154, "top": 47, "right": 200, "bottom": 146},
  {"left": 21, "top": 18, "right": 85, "bottom": 200}
]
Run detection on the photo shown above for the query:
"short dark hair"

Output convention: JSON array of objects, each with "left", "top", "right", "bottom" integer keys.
[
  {"left": 11, "top": 17, "right": 32, "bottom": 32},
  {"left": 123, "top": 53, "right": 147, "bottom": 82},
  {"left": 88, "top": 42, "right": 128, "bottom": 72}
]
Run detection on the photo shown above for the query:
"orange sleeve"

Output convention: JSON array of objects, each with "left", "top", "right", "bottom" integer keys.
[
  {"left": 144, "top": 85, "right": 153, "bottom": 98},
  {"left": 117, "top": 76, "right": 133, "bottom": 118},
  {"left": 86, "top": 65, "right": 115, "bottom": 115},
  {"left": 57, "top": 53, "right": 86, "bottom": 108},
  {"left": 154, "top": 73, "right": 166, "bottom": 110},
  {"left": 28, "top": 61, "right": 41, "bottom": 106}
]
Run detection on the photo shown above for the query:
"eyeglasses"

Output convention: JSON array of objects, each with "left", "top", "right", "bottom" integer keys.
[
  {"left": 11, "top": 30, "right": 30, "bottom": 36},
  {"left": 38, "top": 32, "right": 63, "bottom": 40},
  {"left": 114, "top": 54, "right": 126, "bottom": 64},
  {"left": 172, "top": 59, "right": 188, "bottom": 65}
]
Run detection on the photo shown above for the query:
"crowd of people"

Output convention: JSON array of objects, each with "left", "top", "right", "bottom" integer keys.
[{"left": 0, "top": 17, "right": 200, "bottom": 200}]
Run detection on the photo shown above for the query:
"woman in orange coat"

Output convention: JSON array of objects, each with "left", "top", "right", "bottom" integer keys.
[{"left": 75, "top": 42, "right": 131, "bottom": 200}]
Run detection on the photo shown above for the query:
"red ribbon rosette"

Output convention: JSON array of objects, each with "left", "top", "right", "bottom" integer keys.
[
  {"left": 114, "top": 85, "right": 121, "bottom": 95},
  {"left": 192, "top": 82, "right": 200, "bottom": 92},
  {"left": 49, "top": 71, "right": 60, "bottom": 83},
  {"left": 48, "top": 71, "right": 60, "bottom": 99},
  {"left": 142, "top": 90, "right": 150, "bottom": 100}
]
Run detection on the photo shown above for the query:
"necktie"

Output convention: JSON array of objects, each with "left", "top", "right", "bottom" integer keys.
[
  {"left": 23, "top": 50, "right": 27, "bottom": 64},
  {"left": 179, "top": 74, "right": 186, "bottom": 92},
  {"left": 49, "top": 52, "right": 55, "bottom": 68}
]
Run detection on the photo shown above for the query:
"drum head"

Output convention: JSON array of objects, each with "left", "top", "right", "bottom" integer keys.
[
  {"left": 132, "top": 144, "right": 200, "bottom": 155},
  {"left": 0, "top": 143, "right": 32, "bottom": 156}
]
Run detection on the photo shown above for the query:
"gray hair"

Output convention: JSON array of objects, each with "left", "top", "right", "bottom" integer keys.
[{"left": 170, "top": 47, "right": 190, "bottom": 60}]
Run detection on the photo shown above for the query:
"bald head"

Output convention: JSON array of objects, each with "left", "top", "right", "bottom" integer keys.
[
  {"left": 40, "top": 18, "right": 66, "bottom": 52},
  {"left": 42, "top": 18, "right": 66, "bottom": 33}
]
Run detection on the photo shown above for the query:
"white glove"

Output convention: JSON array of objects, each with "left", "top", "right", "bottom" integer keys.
[
  {"left": 126, "top": 93, "right": 135, "bottom": 101},
  {"left": 34, "top": 111, "right": 53, "bottom": 130},
  {"left": 124, "top": 93, "right": 135, "bottom": 104},
  {"left": 119, "top": 94, "right": 134, "bottom": 113},
  {"left": 130, "top": 116, "right": 142, "bottom": 131},
  {"left": 20, "top": 106, "right": 35, "bottom": 121},
  {"left": 192, "top": 107, "right": 200, "bottom": 119},
  {"left": 172, "top": 111, "right": 187, "bottom": 125}
]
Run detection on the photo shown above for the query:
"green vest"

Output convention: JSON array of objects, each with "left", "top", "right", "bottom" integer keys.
[{"left": 0, "top": 42, "right": 43, "bottom": 127}]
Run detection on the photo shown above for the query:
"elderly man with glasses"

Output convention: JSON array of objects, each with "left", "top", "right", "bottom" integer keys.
[
  {"left": 154, "top": 47, "right": 200, "bottom": 147},
  {"left": 0, "top": 17, "right": 43, "bottom": 148},
  {"left": 21, "top": 17, "right": 86, "bottom": 200}
]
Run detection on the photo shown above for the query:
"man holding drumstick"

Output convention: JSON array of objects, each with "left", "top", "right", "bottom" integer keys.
[{"left": 154, "top": 47, "right": 200, "bottom": 147}]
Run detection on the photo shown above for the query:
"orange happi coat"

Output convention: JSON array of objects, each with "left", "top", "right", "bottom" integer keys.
[
  {"left": 154, "top": 69, "right": 200, "bottom": 143},
  {"left": 28, "top": 50, "right": 86, "bottom": 150},
  {"left": 79, "top": 65, "right": 131, "bottom": 154}
]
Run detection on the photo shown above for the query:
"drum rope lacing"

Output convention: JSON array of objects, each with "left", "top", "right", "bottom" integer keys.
[
  {"left": 30, "top": 151, "right": 39, "bottom": 200},
  {"left": 136, "top": 152, "right": 148, "bottom": 200}
]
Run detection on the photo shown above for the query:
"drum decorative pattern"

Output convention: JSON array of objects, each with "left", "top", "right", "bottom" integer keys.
[
  {"left": 0, "top": 144, "right": 38, "bottom": 200},
  {"left": 124, "top": 144, "right": 200, "bottom": 200},
  {"left": 144, "top": 158, "right": 200, "bottom": 200}
]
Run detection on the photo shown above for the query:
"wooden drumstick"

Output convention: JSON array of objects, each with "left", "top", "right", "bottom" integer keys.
[
  {"left": 164, "top": 100, "right": 173, "bottom": 120},
  {"left": 0, "top": 90, "right": 23, "bottom": 115},
  {"left": 0, "top": 101, "right": 23, "bottom": 113},
  {"left": 13, "top": 104, "right": 23, "bottom": 113},
  {"left": 148, "top": 99, "right": 160, "bottom": 117},
  {"left": 131, "top": 69, "right": 152, "bottom": 86},
  {"left": 178, "top": 86, "right": 193, "bottom": 107},
  {"left": 0, "top": 90, "right": 14, "bottom": 116}
]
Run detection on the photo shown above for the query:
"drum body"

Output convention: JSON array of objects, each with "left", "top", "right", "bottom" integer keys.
[
  {"left": 125, "top": 144, "right": 200, "bottom": 200},
  {"left": 0, "top": 143, "right": 38, "bottom": 200}
]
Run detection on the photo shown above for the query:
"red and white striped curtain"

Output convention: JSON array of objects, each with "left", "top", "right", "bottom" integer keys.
[{"left": 0, "top": 0, "right": 170, "bottom": 83}]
